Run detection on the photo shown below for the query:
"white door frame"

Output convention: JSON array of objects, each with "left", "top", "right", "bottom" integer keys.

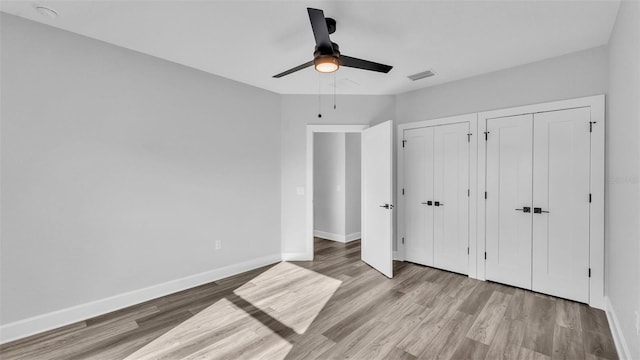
[
  {"left": 305, "top": 124, "right": 369, "bottom": 260},
  {"left": 477, "top": 94, "right": 605, "bottom": 309},
  {"left": 397, "top": 113, "right": 479, "bottom": 278}
]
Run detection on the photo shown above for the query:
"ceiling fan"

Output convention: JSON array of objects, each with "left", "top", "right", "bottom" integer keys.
[{"left": 273, "top": 8, "right": 393, "bottom": 78}]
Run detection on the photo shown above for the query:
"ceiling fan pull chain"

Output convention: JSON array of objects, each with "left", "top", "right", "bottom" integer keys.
[
  {"left": 318, "top": 73, "right": 322, "bottom": 118},
  {"left": 333, "top": 72, "right": 337, "bottom": 110}
]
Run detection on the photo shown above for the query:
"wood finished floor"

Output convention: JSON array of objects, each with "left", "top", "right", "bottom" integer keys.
[{"left": 0, "top": 238, "right": 618, "bottom": 360}]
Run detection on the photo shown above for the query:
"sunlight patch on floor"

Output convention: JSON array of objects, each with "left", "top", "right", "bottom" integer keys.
[
  {"left": 123, "top": 262, "right": 341, "bottom": 359},
  {"left": 233, "top": 261, "right": 342, "bottom": 335},
  {"left": 124, "top": 297, "right": 291, "bottom": 360}
]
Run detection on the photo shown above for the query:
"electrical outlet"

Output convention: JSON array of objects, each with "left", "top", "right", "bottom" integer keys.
[{"left": 215, "top": 240, "right": 221, "bottom": 250}]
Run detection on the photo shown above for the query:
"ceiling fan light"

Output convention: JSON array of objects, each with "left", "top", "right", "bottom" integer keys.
[{"left": 314, "top": 56, "right": 339, "bottom": 73}]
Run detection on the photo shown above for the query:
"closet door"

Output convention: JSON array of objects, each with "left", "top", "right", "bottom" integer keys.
[
  {"left": 433, "top": 123, "right": 469, "bottom": 274},
  {"left": 403, "top": 127, "right": 434, "bottom": 266},
  {"left": 485, "top": 114, "right": 533, "bottom": 290},
  {"left": 532, "top": 108, "right": 590, "bottom": 302}
]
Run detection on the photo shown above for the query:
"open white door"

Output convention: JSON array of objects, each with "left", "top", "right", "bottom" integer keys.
[{"left": 362, "top": 120, "right": 394, "bottom": 278}]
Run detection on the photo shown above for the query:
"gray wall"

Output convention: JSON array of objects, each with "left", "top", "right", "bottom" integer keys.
[
  {"left": 605, "top": 1, "right": 640, "bottom": 357},
  {"left": 0, "top": 14, "right": 281, "bottom": 324},
  {"left": 280, "top": 95, "right": 395, "bottom": 256},
  {"left": 313, "top": 133, "right": 346, "bottom": 237},
  {"left": 396, "top": 46, "right": 609, "bottom": 123},
  {"left": 345, "top": 133, "right": 361, "bottom": 236}
]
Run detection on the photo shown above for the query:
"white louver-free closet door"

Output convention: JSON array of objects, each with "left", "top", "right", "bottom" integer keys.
[
  {"left": 433, "top": 122, "right": 470, "bottom": 274},
  {"left": 485, "top": 109, "right": 592, "bottom": 303},
  {"left": 532, "top": 108, "right": 591, "bottom": 303},
  {"left": 403, "top": 127, "right": 434, "bottom": 266},
  {"left": 485, "top": 114, "right": 534, "bottom": 290},
  {"left": 403, "top": 122, "right": 469, "bottom": 274}
]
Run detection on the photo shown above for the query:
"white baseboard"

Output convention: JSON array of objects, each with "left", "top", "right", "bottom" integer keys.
[
  {"left": 605, "top": 296, "right": 632, "bottom": 359},
  {"left": 314, "top": 230, "right": 361, "bottom": 243},
  {"left": 344, "top": 232, "right": 361, "bottom": 243},
  {"left": 314, "top": 230, "right": 345, "bottom": 242},
  {"left": 281, "top": 252, "right": 313, "bottom": 261},
  {"left": 0, "top": 253, "right": 282, "bottom": 345}
]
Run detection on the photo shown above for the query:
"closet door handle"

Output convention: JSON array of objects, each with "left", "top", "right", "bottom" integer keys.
[
  {"left": 421, "top": 201, "right": 433, "bottom": 206},
  {"left": 434, "top": 201, "right": 443, "bottom": 207},
  {"left": 533, "top": 207, "right": 549, "bottom": 214},
  {"left": 515, "top": 207, "right": 531, "bottom": 213}
]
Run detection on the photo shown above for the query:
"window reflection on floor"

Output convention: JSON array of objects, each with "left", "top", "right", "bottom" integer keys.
[
  {"left": 234, "top": 261, "right": 342, "bottom": 335},
  {"left": 124, "top": 262, "right": 341, "bottom": 359}
]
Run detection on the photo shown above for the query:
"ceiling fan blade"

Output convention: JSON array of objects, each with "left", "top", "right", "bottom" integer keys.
[
  {"left": 273, "top": 61, "right": 314, "bottom": 78},
  {"left": 307, "top": 8, "right": 333, "bottom": 52},
  {"left": 339, "top": 55, "right": 393, "bottom": 73}
]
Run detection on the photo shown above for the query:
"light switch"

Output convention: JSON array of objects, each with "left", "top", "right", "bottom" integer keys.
[{"left": 296, "top": 186, "right": 305, "bottom": 195}]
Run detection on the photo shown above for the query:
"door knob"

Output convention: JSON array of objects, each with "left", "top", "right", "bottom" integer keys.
[
  {"left": 515, "top": 207, "right": 531, "bottom": 213},
  {"left": 533, "top": 207, "right": 549, "bottom": 214}
]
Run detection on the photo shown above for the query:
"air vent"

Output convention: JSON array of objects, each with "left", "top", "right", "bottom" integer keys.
[{"left": 408, "top": 70, "right": 435, "bottom": 81}]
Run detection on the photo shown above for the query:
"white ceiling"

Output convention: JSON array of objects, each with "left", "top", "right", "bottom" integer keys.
[{"left": 1, "top": 1, "right": 620, "bottom": 95}]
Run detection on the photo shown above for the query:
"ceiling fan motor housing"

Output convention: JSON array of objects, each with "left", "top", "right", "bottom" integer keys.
[
  {"left": 315, "top": 42, "right": 340, "bottom": 56},
  {"left": 326, "top": 18, "right": 336, "bottom": 34}
]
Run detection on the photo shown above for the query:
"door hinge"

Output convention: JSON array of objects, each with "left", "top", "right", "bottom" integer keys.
[
  {"left": 484, "top": 191, "right": 488, "bottom": 199},
  {"left": 588, "top": 268, "right": 591, "bottom": 278},
  {"left": 484, "top": 131, "right": 490, "bottom": 140},
  {"left": 467, "top": 133, "right": 472, "bottom": 142},
  {"left": 402, "top": 237, "right": 405, "bottom": 245},
  {"left": 484, "top": 252, "right": 487, "bottom": 260},
  {"left": 590, "top": 121, "right": 596, "bottom": 132},
  {"left": 402, "top": 188, "right": 405, "bottom": 195},
  {"left": 589, "top": 193, "right": 592, "bottom": 203},
  {"left": 467, "top": 247, "right": 470, "bottom": 255},
  {"left": 402, "top": 140, "right": 407, "bottom": 148},
  {"left": 468, "top": 189, "right": 470, "bottom": 197}
]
